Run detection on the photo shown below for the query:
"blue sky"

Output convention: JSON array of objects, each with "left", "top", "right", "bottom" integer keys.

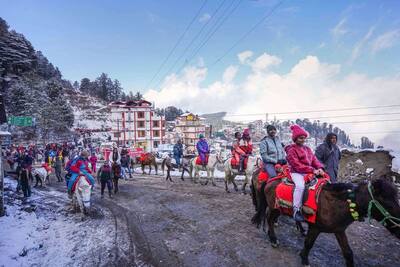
[{"left": 1, "top": 0, "right": 399, "bottom": 92}]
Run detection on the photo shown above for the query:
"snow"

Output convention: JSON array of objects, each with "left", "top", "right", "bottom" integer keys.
[
  {"left": 0, "top": 177, "right": 115, "bottom": 267},
  {"left": 366, "top": 168, "right": 374, "bottom": 174},
  {"left": 390, "top": 150, "right": 400, "bottom": 173},
  {"left": 355, "top": 159, "right": 364, "bottom": 165}
]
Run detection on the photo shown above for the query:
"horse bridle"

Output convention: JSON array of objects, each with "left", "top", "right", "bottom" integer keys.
[{"left": 367, "top": 181, "right": 400, "bottom": 229}]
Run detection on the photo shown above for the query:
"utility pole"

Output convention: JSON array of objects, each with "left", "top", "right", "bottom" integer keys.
[{"left": 0, "top": 139, "right": 4, "bottom": 217}]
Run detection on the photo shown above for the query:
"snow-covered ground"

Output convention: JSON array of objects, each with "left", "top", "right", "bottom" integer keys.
[{"left": 0, "top": 177, "right": 115, "bottom": 267}]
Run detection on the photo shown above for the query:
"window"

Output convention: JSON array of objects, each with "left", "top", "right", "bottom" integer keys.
[
  {"left": 153, "top": 130, "right": 160, "bottom": 137},
  {"left": 138, "top": 130, "right": 146, "bottom": 137},
  {"left": 137, "top": 111, "right": 144, "bottom": 118},
  {"left": 138, "top": 121, "right": 145, "bottom": 128},
  {"left": 153, "top": 121, "right": 159, "bottom": 127},
  {"left": 162, "top": 121, "right": 165, "bottom": 127},
  {"left": 153, "top": 141, "right": 159, "bottom": 148}
]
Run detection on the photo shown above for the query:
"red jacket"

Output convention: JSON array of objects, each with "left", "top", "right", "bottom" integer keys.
[
  {"left": 285, "top": 144, "right": 323, "bottom": 174},
  {"left": 70, "top": 159, "right": 92, "bottom": 174}
]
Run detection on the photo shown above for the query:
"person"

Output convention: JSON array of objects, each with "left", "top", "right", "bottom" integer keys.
[
  {"left": 120, "top": 153, "right": 132, "bottom": 179},
  {"left": 196, "top": 134, "right": 209, "bottom": 167},
  {"left": 97, "top": 161, "right": 113, "bottom": 198},
  {"left": 239, "top": 129, "right": 253, "bottom": 172},
  {"left": 315, "top": 133, "right": 341, "bottom": 182},
  {"left": 259, "top": 125, "right": 286, "bottom": 178},
  {"left": 19, "top": 168, "right": 31, "bottom": 198},
  {"left": 21, "top": 151, "right": 34, "bottom": 181},
  {"left": 112, "top": 161, "right": 122, "bottom": 194},
  {"left": 173, "top": 139, "right": 184, "bottom": 170},
  {"left": 112, "top": 146, "right": 120, "bottom": 163},
  {"left": 232, "top": 132, "right": 246, "bottom": 172},
  {"left": 89, "top": 153, "right": 98, "bottom": 173},
  {"left": 67, "top": 150, "right": 95, "bottom": 197},
  {"left": 285, "top": 125, "right": 324, "bottom": 222},
  {"left": 54, "top": 153, "right": 63, "bottom": 182}
]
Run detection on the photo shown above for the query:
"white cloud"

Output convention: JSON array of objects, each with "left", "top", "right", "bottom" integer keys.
[
  {"left": 144, "top": 52, "right": 400, "bottom": 147},
  {"left": 349, "top": 26, "right": 375, "bottom": 64},
  {"left": 371, "top": 29, "right": 400, "bottom": 53},
  {"left": 237, "top": 50, "right": 253, "bottom": 64},
  {"left": 331, "top": 18, "right": 348, "bottom": 40},
  {"left": 199, "top": 13, "right": 211, "bottom": 23}
]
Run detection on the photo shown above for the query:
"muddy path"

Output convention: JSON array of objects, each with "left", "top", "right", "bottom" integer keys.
[
  {"left": 92, "top": 173, "right": 400, "bottom": 267},
  {"left": 10, "top": 170, "right": 400, "bottom": 267}
]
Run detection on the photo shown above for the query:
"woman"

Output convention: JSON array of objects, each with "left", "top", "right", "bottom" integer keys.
[
  {"left": 259, "top": 125, "right": 286, "bottom": 178},
  {"left": 315, "top": 133, "right": 341, "bottom": 182},
  {"left": 97, "top": 161, "right": 113, "bottom": 198},
  {"left": 285, "top": 125, "right": 324, "bottom": 222},
  {"left": 232, "top": 132, "right": 246, "bottom": 172}
]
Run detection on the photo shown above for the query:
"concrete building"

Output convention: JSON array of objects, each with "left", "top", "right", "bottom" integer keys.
[
  {"left": 175, "top": 113, "right": 208, "bottom": 153},
  {"left": 109, "top": 100, "right": 165, "bottom": 151}
]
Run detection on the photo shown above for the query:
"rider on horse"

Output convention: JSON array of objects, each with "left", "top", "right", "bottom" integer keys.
[
  {"left": 67, "top": 150, "right": 95, "bottom": 198},
  {"left": 259, "top": 125, "right": 286, "bottom": 178},
  {"left": 196, "top": 134, "right": 209, "bottom": 167},
  {"left": 232, "top": 132, "right": 246, "bottom": 173},
  {"left": 238, "top": 129, "right": 252, "bottom": 172},
  {"left": 285, "top": 125, "right": 325, "bottom": 222}
]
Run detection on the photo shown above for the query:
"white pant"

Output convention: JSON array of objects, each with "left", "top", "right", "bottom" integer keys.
[{"left": 291, "top": 173, "right": 305, "bottom": 211}]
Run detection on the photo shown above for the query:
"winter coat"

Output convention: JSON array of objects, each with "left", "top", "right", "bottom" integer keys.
[
  {"left": 98, "top": 165, "right": 113, "bottom": 182},
  {"left": 70, "top": 158, "right": 92, "bottom": 174},
  {"left": 315, "top": 142, "right": 341, "bottom": 182},
  {"left": 239, "top": 139, "right": 253, "bottom": 154},
  {"left": 173, "top": 143, "right": 184, "bottom": 157},
  {"left": 21, "top": 155, "right": 33, "bottom": 169},
  {"left": 120, "top": 155, "right": 130, "bottom": 168},
  {"left": 89, "top": 155, "right": 98, "bottom": 165},
  {"left": 196, "top": 139, "right": 209, "bottom": 155},
  {"left": 285, "top": 144, "right": 323, "bottom": 174},
  {"left": 259, "top": 136, "right": 286, "bottom": 164}
]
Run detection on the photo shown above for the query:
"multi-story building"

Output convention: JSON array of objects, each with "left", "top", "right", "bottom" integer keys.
[
  {"left": 175, "top": 113, "right": 207, "bottom": 153},
  {"left": 109, "top": 100, "right": 165, "bottom": 151}
]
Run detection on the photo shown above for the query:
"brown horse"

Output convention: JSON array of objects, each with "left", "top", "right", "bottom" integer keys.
[
  {"left": 136, "top": 153, "right": 158, "bottom": 175},
  {"left": 252, "top": 178, "right": 400, "bottom": 267}
]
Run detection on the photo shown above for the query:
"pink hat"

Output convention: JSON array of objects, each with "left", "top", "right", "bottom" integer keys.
[
  {"left": 290, "top": 125, "right": 308, "bottom": 141},
  {"left": 242, "top": 128, "right": 250, "bottom": 136}
]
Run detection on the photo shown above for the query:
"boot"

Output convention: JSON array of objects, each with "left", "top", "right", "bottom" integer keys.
[{"left": 293, "top": 209, "right": 305, "bottom": 222}]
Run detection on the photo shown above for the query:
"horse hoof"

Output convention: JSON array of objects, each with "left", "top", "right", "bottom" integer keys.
[{"left": 271, "top": 241, "right": 279, "bottom": 248}]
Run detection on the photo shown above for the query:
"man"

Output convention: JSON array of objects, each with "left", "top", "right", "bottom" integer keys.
[
  {"left": 259, "top": 125, "right": 286, "bottom": 178},
  {"left": 120, "top": 152, "right": 132, "bottom": 179},
  {"left": 54, "top": 152, "right": 63, "bottom": 182},
  {"left": 173, "top": 139, "right": 184, "bottom": 171},
  {"left": 196, "top": 134, "right": 209, "bottom": 167},
  {"left": 67, "top": 150, "right": 95, "bottom": 197},
  {"left": 315, "top": 133, "right": 341, "bottom": 182}
]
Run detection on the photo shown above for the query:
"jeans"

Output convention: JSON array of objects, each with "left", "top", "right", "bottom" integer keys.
[
  {"left": 291, "top": 173, "right": 305, "bottom": 211},
  {"left": 264, "top": 162, "right": 277, "bottom": 178},
  {"left": 174, "top": 156, "right": 181, "bottom": 168},
  {"left": 101, "top": 180, "right": 112, "bottom": 195}
]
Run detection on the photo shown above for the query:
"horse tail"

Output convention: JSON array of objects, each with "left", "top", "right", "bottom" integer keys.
[
  {"left": 250, "top": 180, "right": 257, "bottom": 209},
  {"left": 251, "top": 181, "right": 267, "bottom": 227}
]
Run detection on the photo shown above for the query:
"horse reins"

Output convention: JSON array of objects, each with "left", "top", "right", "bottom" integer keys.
[{"left": 366, "top": 181, "right": 400, "bottom": 229}]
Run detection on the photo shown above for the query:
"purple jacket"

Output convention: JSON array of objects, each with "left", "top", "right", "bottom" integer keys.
[{"left": 196, "top": 139, "right": 209, "bottom": 155}]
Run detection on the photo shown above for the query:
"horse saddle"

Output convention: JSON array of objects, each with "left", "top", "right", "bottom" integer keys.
[
  {"left": 195, "top": 155, "right": 209, "bottom": 166},
  {"left": 230, "top": 157, "right": 248, "bottom": 169},
  {"left": 275, "top": 176, "right": 330, "bottom": 223}
]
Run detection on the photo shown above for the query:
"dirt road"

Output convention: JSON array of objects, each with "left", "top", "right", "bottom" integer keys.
[{"left": 5, "top": 172, "right": 400, "bottom": 267}]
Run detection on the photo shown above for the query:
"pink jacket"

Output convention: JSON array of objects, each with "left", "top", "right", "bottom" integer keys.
[
  {"left": 89, "top": 155, "right": 98, "bottom": 164},
  {"left": 285, "top": 144, "right": 323, "bottom": 174}
]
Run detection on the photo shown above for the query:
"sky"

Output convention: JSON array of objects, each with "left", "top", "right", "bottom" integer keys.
[{"left": 1, "top": 0, "right": 400, "bottom": 148}]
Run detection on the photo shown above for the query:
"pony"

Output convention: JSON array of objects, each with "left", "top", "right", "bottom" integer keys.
[
  {"left": 189, "top": 153, "right": 223, "bottom": 186},
  {"left": 72, "top": 175, "right": 92, "bottom": 216},
  {"left": 32, "top": 167, "right": 50, "bottom": 187},
  {"left": 161, "top": 155, "right": 194, "bottom": 182},
  {"left": 252, "top": 178, "right": 400, "bottom": 267},
  {"left": 136, "top": 153, "right": 158, "bottom": 175},
  {"left": 224, "top": 155, "right": 261, "bottom": 193}
]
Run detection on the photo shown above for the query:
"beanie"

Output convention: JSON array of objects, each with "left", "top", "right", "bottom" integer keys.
[{"left": 290, "top": 125, "right": 308, "bottom": 141}]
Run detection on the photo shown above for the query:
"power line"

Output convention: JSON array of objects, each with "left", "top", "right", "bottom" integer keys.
[
  {"left": 273, "top": 112, "right": 400, "bottom": 121},
  {"left": 348, "top": 131, "right": 400, "bottom": 134},
  {"left": 328, "top": 119, "right": 400, "bottom": 124},
  {"left": 176, "top": 0, "right": 243, "bottom": 75},
  {"left": 154, "top": 0, "right": 228, "bottom": 89},
  {"left": 204, "top": 104, "right": 400, "bottom": 118},
  {"left": 210, "top": 0, "right": 284, "bottom": 67},
  {"left": 144, "top": 0, "right": 208, "bottom": 90}
]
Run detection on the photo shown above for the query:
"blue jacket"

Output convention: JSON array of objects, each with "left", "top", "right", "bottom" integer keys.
[
  {"left": 196, "top": 139, "right": 209, "bottom": 155},
  {"left": 173, "top": 143, "right": 183, "bottom": 157},
  {"left": 259, "top": 135, "right": 285, "bottom": 164}
]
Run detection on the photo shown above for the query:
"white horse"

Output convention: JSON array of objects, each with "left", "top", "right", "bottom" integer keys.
[
  {"left": 72, "top": 175, "right": 92, "bottom": 215},
  {"left": 189, "top": 153, "right": 223, "bottom": 186},
  {"left": 32, "top": 167, "right": 50, "bottom": 187},
  {"left": 224, "top": 155, "right": 261, "bottom": 193}
]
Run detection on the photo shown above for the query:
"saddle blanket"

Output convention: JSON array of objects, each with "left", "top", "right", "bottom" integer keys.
[
  {"left": 275, "top": 175, "right": 330, "bottom": 223},
  {"left": 257, "top": 164, "right": 291, "bottom": 188},
  {"left": 139, "top": 153, "right": 152, "bottom": 163},
  {"left": 230, "top": 157, "right": 248, "bottom": 169},
  {"left": 195, "top": 154, "right": 209, "bottom": 165},
  {"left": 72, "top": 175, "right": 92, "bottom": 193}
]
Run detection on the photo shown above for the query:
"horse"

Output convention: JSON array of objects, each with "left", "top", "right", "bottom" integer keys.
[
  {"left": 72, "top": 175, "right": 92, "bottom": 216},
  {"left": 136, "top": 153, "right": 158, "bottom": 175},
  {"left": 189, "top": 153, "right": 223, "bottom": 186},
  {"left": 224, "top": 155, "right": 261, "bottom": 193},
  {"left": 252, "top": 178, "right": 400, "bottom": 267},
  {"left": 32, "top": 167, "right": 50, "bottom": 187},
  {"left": 161, "top": 156, "right": 189, "bottom": 182}
]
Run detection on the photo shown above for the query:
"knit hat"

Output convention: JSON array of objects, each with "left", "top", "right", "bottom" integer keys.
[
  {"left": 266, "top": 125, "right": 277, "bottom": 133},
  {"left": 290, "top": 125, "right": 308, "bottom": 141}
]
